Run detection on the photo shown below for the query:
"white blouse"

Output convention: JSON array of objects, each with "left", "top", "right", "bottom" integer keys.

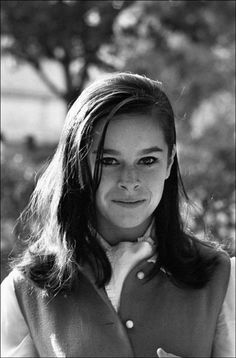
[{"left": 1, "top": 235, "right": 235, "bottom": 357}]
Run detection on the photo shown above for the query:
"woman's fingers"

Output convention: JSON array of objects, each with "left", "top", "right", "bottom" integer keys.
[{"left": 157, "top": 347, "right": 180, "bottom": 357}]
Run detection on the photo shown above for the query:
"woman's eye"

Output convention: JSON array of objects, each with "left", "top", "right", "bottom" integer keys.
[
  {"left": 101, "top": 157, "right": 119, "bottom": 166},
  {"left": 139, "top": 157, "right": 158, "bottom": 166}
]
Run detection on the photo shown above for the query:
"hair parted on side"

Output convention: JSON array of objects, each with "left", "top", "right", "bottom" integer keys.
[{"left": 12, "top": 72, "right": 220, "bottom": 294}]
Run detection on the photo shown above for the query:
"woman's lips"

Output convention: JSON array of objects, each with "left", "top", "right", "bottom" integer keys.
[{"left": 112, "top": 199, "right": 146, "bottom": 208}]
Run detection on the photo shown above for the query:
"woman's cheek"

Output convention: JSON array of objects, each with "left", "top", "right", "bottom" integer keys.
[
  {"left": 98, "top": 170, "right": 117, "bottom": 193},
  {"left": 141, "top": 167, "right": 162, "bottom": 182}
]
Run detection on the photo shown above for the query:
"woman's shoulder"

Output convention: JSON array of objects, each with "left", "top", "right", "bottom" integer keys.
[
  {"left": 1, "top": 270, "right": 39, "bottom": 357},
  {"left": 1, "top": 269, "right": 30, "bottom": 295},
  {"left": 2, "top": 269, "right": 21, "bottom": 286},
  {"left": 1, "top": 270, "right": 26, "bottom": 320},
  {"left": 228, "top": 256, "right": 235, "bottom": 284}
]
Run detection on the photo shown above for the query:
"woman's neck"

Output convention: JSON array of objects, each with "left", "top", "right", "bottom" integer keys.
[{"left": 96, "top": 217, "right": 152, "bottom": 246}]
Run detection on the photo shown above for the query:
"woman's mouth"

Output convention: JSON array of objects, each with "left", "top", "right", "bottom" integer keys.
[{"left": 112, "top": 200, "right": 146, "bottom": 208}]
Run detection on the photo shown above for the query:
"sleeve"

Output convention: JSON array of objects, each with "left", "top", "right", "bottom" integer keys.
[
  {"left": 212, "top": 256, "right": 235, "bottom": 358},
  {"left": 1, "top": 270, "right": 39, "bottom": 357}
]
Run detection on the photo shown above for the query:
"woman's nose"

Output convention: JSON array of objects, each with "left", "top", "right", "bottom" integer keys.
[{"left": 118, "top": 166, "right": 141, "bottom": 192}]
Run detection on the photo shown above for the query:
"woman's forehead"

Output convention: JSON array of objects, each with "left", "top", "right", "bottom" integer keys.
[{"left": 91, "top": 114, "right": 167, "bottom": 152}]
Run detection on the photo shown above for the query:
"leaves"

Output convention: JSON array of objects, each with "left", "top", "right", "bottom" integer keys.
[{"left": 1, "top": 0, "right": 134, "bottom": 102}]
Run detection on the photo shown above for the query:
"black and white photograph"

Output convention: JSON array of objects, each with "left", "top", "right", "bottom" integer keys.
[{"left": 1, "top": 1, "right": 235, "bottom": 357}]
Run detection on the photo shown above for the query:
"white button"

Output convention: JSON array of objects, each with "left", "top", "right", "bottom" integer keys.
[
  {"left": 137, "top": 271, "right": 145, "bottom": 280},
  {"left": 125, "top": 320, "right": 134, "bottom": 329}
]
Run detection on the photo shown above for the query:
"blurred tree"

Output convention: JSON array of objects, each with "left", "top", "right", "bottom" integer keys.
[
  {"left": 1, "top": 143, "right": 56, "bottom": 252},
  {"left": 113, "top": 0, "right": 235, "bottom": 120},
  {"left": 2, "top": 0, "right": 234, "bottom": 112},
  {"left": 178, "top": 91, "right": 235, "bottom": 255},
  {"left": 1, "top": 0, "right": 134, "bottom": 104},
  {"left": 1, "top": 142, "right": 56, "bottom": 280}
]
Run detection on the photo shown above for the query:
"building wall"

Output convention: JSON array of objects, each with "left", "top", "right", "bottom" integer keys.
[
  {"left": 1, "top": 56, "right": 66, "bottom": 144},
  {"left": 1, "top": 92, "right": 66, "bottom": 143}
]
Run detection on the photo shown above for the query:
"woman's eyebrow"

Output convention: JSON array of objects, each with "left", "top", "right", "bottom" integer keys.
[
  {"left": 92, "top": 149, "right": 120, "bottom": 155},
  {"left": 92, "top": 146, "right": 163, "bottom": 155},
  {"left": 138, "top": 146, "right": 163, "bottom": 155}
]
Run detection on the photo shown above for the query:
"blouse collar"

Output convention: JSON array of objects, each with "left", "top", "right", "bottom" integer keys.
[{"left": 94, "top": 220, "right": 156, "bottom": 253}]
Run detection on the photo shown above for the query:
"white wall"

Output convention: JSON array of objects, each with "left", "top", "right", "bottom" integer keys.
[
  {"left": 1, "top": 93, "right": 66, "bottom": 143},
  {"left": 1, "top": 56, "right": 66, "bottom": 143}
]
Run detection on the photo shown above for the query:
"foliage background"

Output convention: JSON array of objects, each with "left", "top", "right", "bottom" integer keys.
[{"left": 1, "top": 0, "right": 235, "bottom": 281}]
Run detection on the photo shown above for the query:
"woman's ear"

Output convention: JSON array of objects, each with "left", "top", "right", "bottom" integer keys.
[{"left": 165, "top": 145, "right": 176, "bottom": 179}]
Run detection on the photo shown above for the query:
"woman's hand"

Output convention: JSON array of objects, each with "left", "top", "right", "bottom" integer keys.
[{"left": 157, "top": 348, "right": 180, "bottom": 357}]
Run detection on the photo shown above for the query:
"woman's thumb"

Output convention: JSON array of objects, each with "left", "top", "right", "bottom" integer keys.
[
  {"left": 157, "top": 348, "right": 167, "bottom": 357},
  {"left": 157, "top": 347, "right": 176, "bottom": 357}
]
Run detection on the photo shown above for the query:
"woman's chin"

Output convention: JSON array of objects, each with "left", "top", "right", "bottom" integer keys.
[{"left": 109, "top": 217, "right": 151, "bottom": 231}]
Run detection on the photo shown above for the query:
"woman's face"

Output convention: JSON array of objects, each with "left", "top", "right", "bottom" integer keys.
[{"left": 88, "top": 114, "right": 175, "bottom": 242}]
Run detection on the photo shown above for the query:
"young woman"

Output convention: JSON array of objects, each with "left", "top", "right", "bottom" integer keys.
[{"left": 1, "top": 73, "right": 235, "bottom": 357}]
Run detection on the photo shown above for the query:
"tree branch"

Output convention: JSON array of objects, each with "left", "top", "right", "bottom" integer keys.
[{"left": 31, "top": 61, "right": 66, "bottom": 101}]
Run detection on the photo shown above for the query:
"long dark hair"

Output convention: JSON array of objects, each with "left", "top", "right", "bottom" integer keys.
[{"left": 13, "top": 73, "right": 219, "bottom": 294}]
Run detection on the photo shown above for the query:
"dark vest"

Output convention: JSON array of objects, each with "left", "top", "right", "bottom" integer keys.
[{"left": 14, "top": 243, "right": 230, "bottom": 357}]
